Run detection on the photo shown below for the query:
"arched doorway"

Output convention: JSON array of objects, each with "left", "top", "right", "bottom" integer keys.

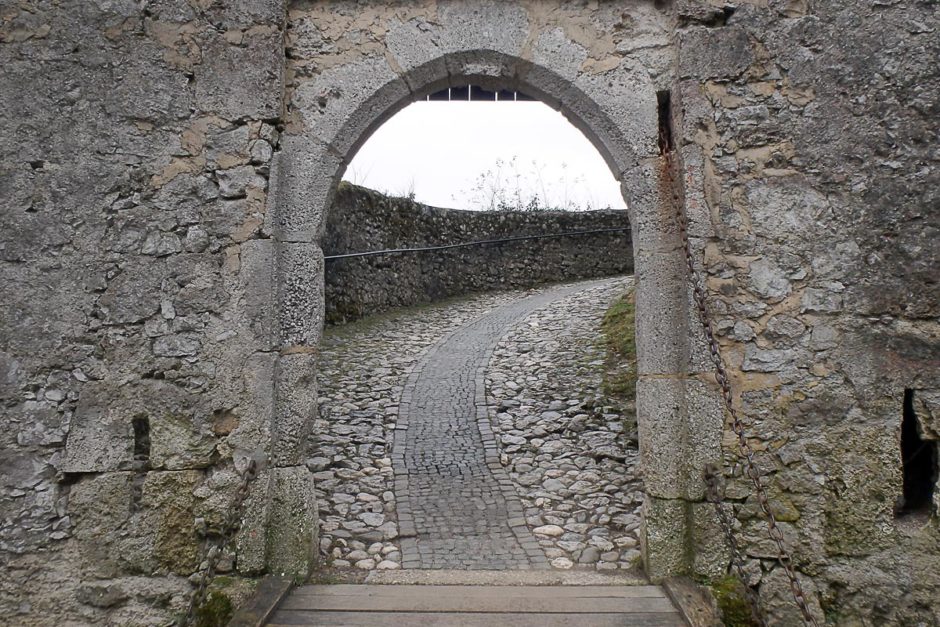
[{"left": 255, "top": 3, "right": 718, "bottom": 582}]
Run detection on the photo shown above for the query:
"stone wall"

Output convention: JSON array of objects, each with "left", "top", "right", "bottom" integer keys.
[
  {"left": 0, "top": 1, "right": 937, "bottom": 625},
  {"left": 0, "top": 2, "right": 291, "bottom": 624},
  {"left": 672, "top": 0, "right": 940, "bottom": 623},
  {"left": 323, "top": 184, "right": 632, "bottom": 323}
]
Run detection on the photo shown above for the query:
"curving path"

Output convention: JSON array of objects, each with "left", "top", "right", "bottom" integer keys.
[
  {"left": 392, "top": 282, "right": 602, "bottom": 569},
  {"left": 273, "top": 279, "right": 687, "bottom": 626}
]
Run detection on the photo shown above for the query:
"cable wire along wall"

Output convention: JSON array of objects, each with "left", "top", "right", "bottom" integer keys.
[
  {"left": 323, "top": 186, "right": 633, "bottom": 324},
  {"left": 324, "top": 227, "right": 631, "bottom": 261}
]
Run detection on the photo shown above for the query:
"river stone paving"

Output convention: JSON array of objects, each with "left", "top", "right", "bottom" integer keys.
[
  {"left": 311, "top": 277, "right": 640, "bottom": 572},
  {"left": 312, "top": 290, "right": 525, "bottom": 570},
  {"left": 485, "top": 277, "right": 643, "bottom": 571}
]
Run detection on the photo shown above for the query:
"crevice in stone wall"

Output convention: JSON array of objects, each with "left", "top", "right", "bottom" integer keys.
[
  {"left": 657, "top": 90, "right": 674, "bottom": 154},
  {"left": 130, "top": 415, "right": 151, "bottom": 512},
  {"left": 678, "top": 5, "right": 735, "bottom": 28},
  {"left": 132, "top": 414, "right": 151, "bottom": 467},
  {"left": 896, "top": 389, "right": 937, "bottom": 517}
]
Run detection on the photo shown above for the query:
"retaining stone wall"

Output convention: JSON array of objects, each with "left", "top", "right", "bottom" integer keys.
[{"left": 323, "top": 184, "right": 633, "bottom": 323}]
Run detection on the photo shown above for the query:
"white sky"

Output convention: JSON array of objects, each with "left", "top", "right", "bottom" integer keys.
[{"left": 343, "top": 100, "right": 627, "bottom": 211}]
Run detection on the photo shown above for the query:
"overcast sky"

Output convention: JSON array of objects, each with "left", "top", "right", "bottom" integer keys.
[{"left": 343, "top": 100, "right": 627, "bottom": 211}]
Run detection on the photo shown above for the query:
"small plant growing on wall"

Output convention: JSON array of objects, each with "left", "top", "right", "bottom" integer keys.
[{"left": 455, "top": 156, "right": 610, "bottom": 212}]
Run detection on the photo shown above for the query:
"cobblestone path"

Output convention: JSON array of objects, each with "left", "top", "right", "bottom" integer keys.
[
  {"left": 486, "top": 277, "right": 642, "bottom": 571},
  {"left": 394, "top": 282, "right": 607, "bottom": 569},
  {"left": 312, "top": 277, "right": 639, "bottom": 573},
  {"left": 313, "top": 291, "right": 522, "bottom": 571}
]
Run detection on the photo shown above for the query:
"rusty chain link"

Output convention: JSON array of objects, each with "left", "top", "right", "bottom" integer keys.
[
  {"left": 660, "top": 146, "right": 820, "bottom": 626},
  {"left": 704, "top": 464, "right": 767, "bottom": 627},
  {"left": 179, "top": 458, "right": 258, "bottom": 627}
]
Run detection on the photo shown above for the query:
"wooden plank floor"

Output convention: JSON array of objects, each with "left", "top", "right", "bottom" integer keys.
[{"left": 267, "top": 584, "right": 685, "bottom": 626}]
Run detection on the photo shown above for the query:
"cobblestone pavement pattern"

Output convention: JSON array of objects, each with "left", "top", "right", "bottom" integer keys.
[
  {"left": 311, "top": 278, "right": 640, "bottom": 571},
  {"left": 312, "top": 291, "right": 525, "bottom": 570},
  {"left": 486, "top": 277, "right": 643, "bottom": 571}
]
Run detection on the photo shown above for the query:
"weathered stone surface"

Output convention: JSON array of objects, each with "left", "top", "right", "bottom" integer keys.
[
  {"left": 2, "top": 0, "right": 938, "bottom": 624},
  {"left": 143, "top": 471, "right": 203, "bottom": 575},
  {"left": 67, "top": 469, "right": 203, "bottom": 579},
  {"left": 62, "top": 383, "right": 135, "bottom": 473},
  {"left": 683, "top": 379, "right": 724, "bottom": 501},
  {"left": 679, "top": 26, "right": 754, "bottom": 80},
  {"left": 267, "top": 134, "right": 340, "bottom": 242},
  {"left": 75, "top": 584, "right": 129, "bottom": 609},
  {"left": 68, "top": 472, "right": 138, "bottom": 579},
  {"left": 272, "top": 351, "right": 318, "bottom": 467},
  {"left": 238, "top": 238, "right": 278, "bottom": 349},
  {"left": 914, "top": 390, "right": 940, "bottom": 439},
  {"left": 632, "top": 250, "right": 689, "bottom": 377},
  {"left": 277, "top": 241, "right": 325, "bottom": 347},
  {"left": 636, "top": 378, "right": 684, "bottom": 500},
  {"left": 234, "top": 468, "right": 271, "bottom": 575},
  {"left": 642, "top": 497, "right": 689, "bottom": 583},
  {"left": 194, "top": 30, "right": 285, "bottom": 120},
  {"left": 265, "top": 466, "right": 318, "bottom": 578},
  {"left": 149, "top": 414, "right": 218, "bottom": 470},
  {"left": 290, "top": 54, "right": 409, "bottom": 157}
]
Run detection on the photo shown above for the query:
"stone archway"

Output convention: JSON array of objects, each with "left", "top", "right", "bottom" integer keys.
[{"left": 257, "top": 1, "right": 719, "bottom": 581}]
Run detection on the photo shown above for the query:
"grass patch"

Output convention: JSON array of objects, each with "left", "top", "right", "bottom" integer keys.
[
  {"left": 600, "top": 289, "right": 637, "bottom": 403},
  {"left": 600, "top": 288, "right": 638, "bottom": 442}
]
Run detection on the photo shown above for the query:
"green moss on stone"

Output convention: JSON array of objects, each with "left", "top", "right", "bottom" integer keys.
[
  {"left": 710, "top": 576, "right": 758, "bottom": 627},
  {"left": 601, "top": 289, "right": 637, "bottom": 403},
  {"left": 602, "top": 291, "right": 637, "bottom": 355},
  {"left": 193, "top": 591, "right": 233, "bottom": 627}
]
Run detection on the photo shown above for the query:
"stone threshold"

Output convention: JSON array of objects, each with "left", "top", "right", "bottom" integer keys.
[{"left": 365, "top": 568, "right": 649, "bottom": 586}]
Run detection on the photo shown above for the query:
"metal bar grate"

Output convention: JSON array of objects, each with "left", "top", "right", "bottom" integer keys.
[{"left": 424, "top": 86, "right": 536, "bottom": 101}]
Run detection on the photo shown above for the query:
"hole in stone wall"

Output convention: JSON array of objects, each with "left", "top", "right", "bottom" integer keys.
[
  {"left": 714, "top": 6, "right": 736, "bottom": 25},
  {"left": 657, "top": 90, "right": 674, "bottom": 154},
  {"left": 895, "top": 389, "right": 937, "bottom": 517},
  {"left": 678, "top": 5, "right": 736, "bottom": 28},
  {"left": 132, "top": 415, "right": 151, "bottom": 466}
]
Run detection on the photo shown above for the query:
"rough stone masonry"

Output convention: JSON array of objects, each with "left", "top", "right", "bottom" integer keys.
[
  {"left": 0, "top": 1, "right": 937, "bottom": 625},
  {"left": 323, "top": 183, "right": 633, "bottom": 323}
]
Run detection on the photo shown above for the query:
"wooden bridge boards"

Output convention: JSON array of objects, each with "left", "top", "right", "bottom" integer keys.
[{"left": 267, "top": 584, "right": 685, "bottom": 626}]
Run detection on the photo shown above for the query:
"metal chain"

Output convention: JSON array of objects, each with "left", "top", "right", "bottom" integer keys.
[
  {"left": 179, "top": 458, "right": 258, "bottom": 627},
  {"left": 660, "top": 147, "right": 820, "bottom": 626},
  {"left": 704, "top": 464, "right": 767, "bottom": 627}
]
